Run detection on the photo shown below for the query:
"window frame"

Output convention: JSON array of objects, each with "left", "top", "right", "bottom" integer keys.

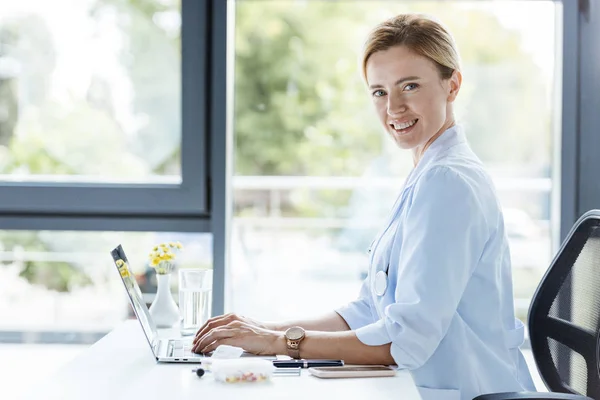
[
  {"left": 0, "top": 0, "right": 209, "bottom": 217},
  {"left": 574, "top": 0, "right": 600, "bottom": 225}
]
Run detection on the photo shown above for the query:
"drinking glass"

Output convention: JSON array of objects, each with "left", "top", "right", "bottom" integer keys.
[{"left": 178, "top": 268, "right": 213, "bottom": 336}]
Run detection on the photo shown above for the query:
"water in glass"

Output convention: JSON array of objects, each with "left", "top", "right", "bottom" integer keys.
[{"left": 179, "top": 269, "right": 212, "bottom": 336}]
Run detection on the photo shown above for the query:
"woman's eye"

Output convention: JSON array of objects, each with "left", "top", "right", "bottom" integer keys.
[
  {"left": 404, "top": 83, "right": 419, "bottom": 91},
  {"left": 372, "top": 89, "right": 386, "bottom": 98}
]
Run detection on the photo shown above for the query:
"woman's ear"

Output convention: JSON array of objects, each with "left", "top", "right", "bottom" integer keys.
[{"left": 447, "top": 70, "right": 462, "bottom": 102}]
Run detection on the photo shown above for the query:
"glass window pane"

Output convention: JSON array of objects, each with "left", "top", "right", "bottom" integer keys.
[
  {"left": 230, "top": 0, "right": 559, "bottom": 323},
  {"left": 0, "top": 0, "right": 181, "bottom": 183},
  {"left": 0, "top": 230, "right": 212, "bottom": 335}
]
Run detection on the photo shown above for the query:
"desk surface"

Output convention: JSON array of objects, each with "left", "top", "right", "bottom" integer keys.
[{"left": 22, "top": 320, "right": 420, "bottom": 400}]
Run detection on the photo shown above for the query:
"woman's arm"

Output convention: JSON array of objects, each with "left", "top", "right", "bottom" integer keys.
[
  {"left": 192, "top": 312, "right": 351, "bottom": 349},
  {"left": 192, "top": 320, "right": 395, "bottom": 365},
  {"left": 269, "top": 312, "right": 351, "bottom": 332},
  {"left": 275, "top": 330, "right": 395, "bottom": 365}
]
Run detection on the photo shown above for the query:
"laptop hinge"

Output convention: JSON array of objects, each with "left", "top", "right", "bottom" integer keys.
[{"left": 153, "top": 338, "right": 161, "bottom": 356}]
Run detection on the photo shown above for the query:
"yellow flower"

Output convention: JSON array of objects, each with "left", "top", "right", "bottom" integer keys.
[
  {"left": 147, "top": 241, "right": 183, "bottom": 274},
  {"left": 116, "top": 259, "right": 124, "bottom": 267}
]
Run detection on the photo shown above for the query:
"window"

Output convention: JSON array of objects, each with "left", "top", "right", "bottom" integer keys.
[
  {"left": 0, "top": 0, "right": 181, "bottom": 182},
  {"left": 0, "top": 0, "right": 217, "bottom": 343},
  {"left": 0, "top": 230, "right": 212, "bottom": 338},
  {"left": 230, "top": 0, "right": 561, "bottom": 322},
  {"left": 0, "top": 0, "right": 208, "bottom": 215}
]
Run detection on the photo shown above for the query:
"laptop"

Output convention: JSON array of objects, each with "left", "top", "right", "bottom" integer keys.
[{"left": 110, "top": 244, "right": 204, "bottom": 363}]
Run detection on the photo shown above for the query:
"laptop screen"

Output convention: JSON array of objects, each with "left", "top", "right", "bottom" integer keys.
[{"left": 110, "top": 245, "right": 158, "bottom": 353}]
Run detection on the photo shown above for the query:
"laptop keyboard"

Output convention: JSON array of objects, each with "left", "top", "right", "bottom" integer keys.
[{"left": 171, "top": 339, "right": 203, "bottom": 358}]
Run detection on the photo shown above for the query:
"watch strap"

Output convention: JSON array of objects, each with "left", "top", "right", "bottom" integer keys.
[{"left": 287, "top": 340, "right": 301, "bottom": 359}]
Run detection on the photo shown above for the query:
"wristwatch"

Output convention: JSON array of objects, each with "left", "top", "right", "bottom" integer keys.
[{"left": 284, "top": 326, "right": 306, "bottom": 359}]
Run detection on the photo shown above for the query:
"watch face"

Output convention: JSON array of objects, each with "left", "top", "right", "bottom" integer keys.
[{"left": 286, "top": 327, "right": 305, "bottom": 341}]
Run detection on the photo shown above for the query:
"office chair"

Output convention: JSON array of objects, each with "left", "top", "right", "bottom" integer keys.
[{"left": 475, "top": 210, "right": 600, "bottom": 400}]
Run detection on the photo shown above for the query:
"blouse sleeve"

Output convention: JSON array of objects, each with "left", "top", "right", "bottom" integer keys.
[{"left": 335, "top": 277, "right": 376, "bottom": 330}]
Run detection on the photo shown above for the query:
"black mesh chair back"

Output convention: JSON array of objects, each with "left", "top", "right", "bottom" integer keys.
[
  {"left": 527, "top": 210, "right": 600, "bottom": 398},
  {"left": 474, "top": 211, "right": 600, "bottom": 400}
]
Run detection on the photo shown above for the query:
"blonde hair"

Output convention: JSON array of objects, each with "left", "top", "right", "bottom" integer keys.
[{"left": 362, "top": 14, "right": 461, "bottom": 82}]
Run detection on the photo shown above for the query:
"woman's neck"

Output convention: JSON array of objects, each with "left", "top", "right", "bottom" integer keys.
[{"left": 412, "top": 118, "right": 456, "bottom": 167}]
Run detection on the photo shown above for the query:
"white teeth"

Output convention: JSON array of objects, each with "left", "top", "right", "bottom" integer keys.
[{"left": 391, "top": 119, "right": 417, "bottom": 130}]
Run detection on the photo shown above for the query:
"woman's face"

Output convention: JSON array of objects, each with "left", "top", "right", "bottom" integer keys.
[{"left": 365, "top": 45, "right": 461, "bottom": 157}]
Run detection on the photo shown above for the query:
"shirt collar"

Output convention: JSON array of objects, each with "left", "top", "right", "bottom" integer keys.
[{"left": 404, "top": 124, "right": 467, "bottom": 188}]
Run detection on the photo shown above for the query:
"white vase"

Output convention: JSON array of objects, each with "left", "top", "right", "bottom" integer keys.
[{"left": 148, "top": 273, "right": 180, "bottom": 328}]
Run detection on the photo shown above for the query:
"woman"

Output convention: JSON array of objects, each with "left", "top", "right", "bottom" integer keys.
[{"left": 192, "top": 14, "right": 535, "bottom": 400}]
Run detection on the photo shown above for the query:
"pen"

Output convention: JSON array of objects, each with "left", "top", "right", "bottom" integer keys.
[{"left": 273, "top": 359, "right": 344, "bottom": 368}]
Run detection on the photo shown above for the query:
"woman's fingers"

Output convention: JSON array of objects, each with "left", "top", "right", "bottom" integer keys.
[
  {"left": 192, "top": 323, "right": 239, "bottom": 353},
  {"left": 191, "top": 321, "right": 280, "bottom": 356},
  {"left": 192, "top": 313, "right": 270, "bottom": 346},
  {"left": 200, "top": 337, "right": 235, "bottom": 354},
  {"left": 193, "top": 313, "right": 237, "bottom": 345}
]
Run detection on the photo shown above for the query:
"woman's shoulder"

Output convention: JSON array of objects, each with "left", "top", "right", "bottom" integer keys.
[
  {"left": 421, "top": 146, "right": 495, "bottom": 187},
  {"left": 407, "top": 164, "right": 500, "bottom": 234},
  {"left": 415, "top": 161, "right": 488, "bottom": 191},
  {"left": 416, "top": 158, "right": 499, "bottom": 201}
]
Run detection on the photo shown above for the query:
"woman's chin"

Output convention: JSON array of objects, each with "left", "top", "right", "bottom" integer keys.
[
  {"left": 389, "top": 134, "right": 416, "bottom": 150},
  {"left": 394, "top": 141, "right": 413, "bottom": 149}
]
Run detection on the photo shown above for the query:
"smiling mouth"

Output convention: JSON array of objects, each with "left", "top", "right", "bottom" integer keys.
[{"left": 389, "top": 119, "right": 418, "bottom": 135}]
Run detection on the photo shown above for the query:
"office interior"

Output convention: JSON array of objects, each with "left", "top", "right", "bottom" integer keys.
[{"left": 0, "top": 0, "right": 599, "bottom": 398}]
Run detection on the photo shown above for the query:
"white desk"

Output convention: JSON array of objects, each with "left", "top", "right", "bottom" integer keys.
[{"left": 21, "top": 320, "right": 421, "bottom": 400}]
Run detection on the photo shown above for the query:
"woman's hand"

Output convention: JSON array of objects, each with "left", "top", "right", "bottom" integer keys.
[
  {"left": 191, "top": 313, "right": 283, "bottom": 355},
  {"left": 191, "top": 318, "right": 284, "bottom": 355},
  {"left": 193, "top": 313, "right": 273, "bottom": 342}
]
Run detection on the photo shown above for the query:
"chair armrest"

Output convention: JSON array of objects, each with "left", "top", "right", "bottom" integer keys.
[{"left": 473, "top": 392, "right": 592, "bottom": 400}]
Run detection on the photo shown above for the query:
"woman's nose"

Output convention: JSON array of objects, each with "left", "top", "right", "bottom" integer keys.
[{"left": 387, "top": 95, "right": 407, "bottom": 117}]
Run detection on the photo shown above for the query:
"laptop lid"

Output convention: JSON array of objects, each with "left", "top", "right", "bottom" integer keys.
[{"left": 110, "top": 244, "right": 160, "bottom": 356}]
